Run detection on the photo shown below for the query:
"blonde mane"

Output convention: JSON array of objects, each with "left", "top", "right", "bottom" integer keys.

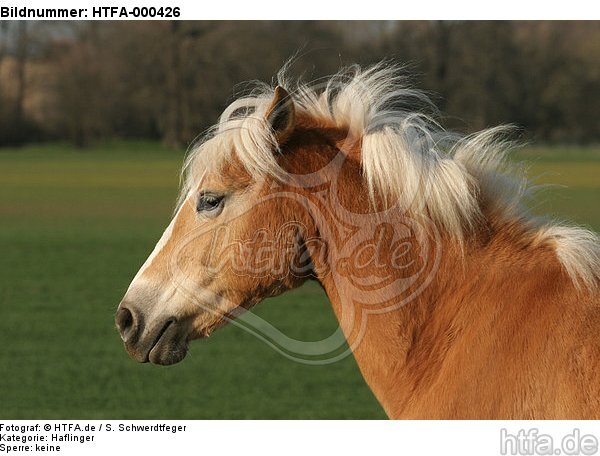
[{"left": 180, "top": 63, "right": 600, "bottom": 290}]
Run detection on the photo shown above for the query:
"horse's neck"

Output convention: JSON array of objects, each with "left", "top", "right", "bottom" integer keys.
[
  {"left": 285, "top": 140, "right": 597, "bottom": 418},
  {"left": 312, "top": 210, "right": 577, "bottom": 418},
  {"left": 314, "top": 223, "right": 454, "bottom": 417}
]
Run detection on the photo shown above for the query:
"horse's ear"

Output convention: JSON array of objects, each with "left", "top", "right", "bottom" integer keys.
[{"left": 265, "top": 86, "right": 295, "bottom": 145}]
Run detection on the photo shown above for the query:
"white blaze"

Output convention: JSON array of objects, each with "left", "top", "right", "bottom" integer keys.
[{"left": 127, "top": 204, "right": 185, "bottom": 292}]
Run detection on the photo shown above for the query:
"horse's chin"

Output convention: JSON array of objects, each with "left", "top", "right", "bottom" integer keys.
[
  {"left": 147, "top": 322, "right": 215, "bottom": 366},
  {"left": 148, "top": 339, "right": 189, "bottom": 366},
  {"left": 146, "top": 321, "right": 190, "bottom": 366}
]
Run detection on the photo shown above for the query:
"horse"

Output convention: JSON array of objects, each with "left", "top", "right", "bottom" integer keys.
[{"left": 115, "top": 63, "right": 600, "bottom": 419}]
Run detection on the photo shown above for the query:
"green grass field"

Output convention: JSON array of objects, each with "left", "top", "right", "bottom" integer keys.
[{"left": 1, "top": 141, "right": 598, "bottom": 419}]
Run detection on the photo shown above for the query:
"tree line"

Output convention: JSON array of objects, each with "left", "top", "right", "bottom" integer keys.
[{"left": 0, "top": 21, "right": 597, "bottom": 148}]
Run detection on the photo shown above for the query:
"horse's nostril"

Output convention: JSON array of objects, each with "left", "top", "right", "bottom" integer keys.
[{"left": 115, "top": 307, "right": 135, "bottom": 341}]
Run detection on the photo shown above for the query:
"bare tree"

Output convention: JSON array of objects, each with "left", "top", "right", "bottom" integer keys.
[
  {"left": 163, "top": 21, "right": 184, "bottom": 147},
  {"left": 14, "top": 21, "right": 28, "bottom": 139},
  {"left": 3, "top": 21, "right": 598, "bottom": 147},
  {"left": 0, "top": 22, "right": 8, "bottom": 72}
]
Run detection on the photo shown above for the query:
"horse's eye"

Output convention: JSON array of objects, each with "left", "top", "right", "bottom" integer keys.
[{"left": 196, "top": 192, "right": 225, "bottom": 216}]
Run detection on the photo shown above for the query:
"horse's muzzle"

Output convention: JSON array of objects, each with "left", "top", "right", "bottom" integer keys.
[{"left": 115, "top": 304, "right": 189, "bottom": 365}]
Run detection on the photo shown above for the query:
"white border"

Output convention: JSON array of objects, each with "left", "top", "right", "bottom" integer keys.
[
  {"left": 1, "top": 0, "right": 599, "bottom": 19},
  {"left": 1, "top": 420, "right": 599, "bottom": 456}
]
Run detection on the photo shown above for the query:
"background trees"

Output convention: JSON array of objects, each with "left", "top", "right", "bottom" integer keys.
[{"left": 0, "top": 21, "right": 597, "bottom": 148}]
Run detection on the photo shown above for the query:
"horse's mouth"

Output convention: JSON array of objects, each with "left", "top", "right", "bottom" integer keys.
[
  {"left": 137, "top": 319, "right": 189, "bottom": 366},
  {"left": 148, "top": 320, "right": 188, "bottom": 365}
]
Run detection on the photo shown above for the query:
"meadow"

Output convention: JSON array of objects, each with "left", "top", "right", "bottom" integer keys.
[{"left": 0, "top": 141, "right": 598, "bottom": 419}]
